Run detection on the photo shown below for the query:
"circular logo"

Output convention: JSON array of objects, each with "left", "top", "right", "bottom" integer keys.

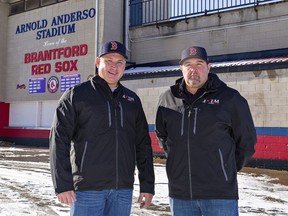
[{"left": 47, "top": 76, "right": 59, "bottom": 93}]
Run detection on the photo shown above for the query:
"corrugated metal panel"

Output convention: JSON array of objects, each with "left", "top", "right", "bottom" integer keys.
[{"left": 124, "top": 56, "right": 288, "bottom": 75}]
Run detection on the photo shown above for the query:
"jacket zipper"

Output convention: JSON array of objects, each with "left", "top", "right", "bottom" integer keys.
[
  {"left": 187, "top": 109, "right": 193, "bottom": 199},
  {"left": 114, "top": 102, "right": 119, "bottom": 189},
  {"left": 186, "top": 91, "right": 207, "bottom": 199}
]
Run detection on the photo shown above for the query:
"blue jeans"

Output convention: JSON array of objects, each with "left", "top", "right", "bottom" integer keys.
[
  {"left": 70, "top": 189, "right": 133, "bottom": 216},
  {"left": 169, "top": 197, "right": 239, "bottom": 216}
]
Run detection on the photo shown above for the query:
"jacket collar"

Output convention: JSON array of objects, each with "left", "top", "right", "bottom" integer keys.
[{"left": 90, "top": 75, "right": 124, "bottom": 100}]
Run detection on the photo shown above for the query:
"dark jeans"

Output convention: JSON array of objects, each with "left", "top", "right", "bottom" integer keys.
[{"left": 169, "top": 197, "right": 239, "bottom": 216}]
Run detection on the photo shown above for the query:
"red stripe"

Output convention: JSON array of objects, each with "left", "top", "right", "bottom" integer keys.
[
  {"left": 253, "top": 135, "right": 288, "bottom": 160},
  {"left": 1, "top": 129, "right": 287, "bottom": 160},
  {"left": 0, "top": 102, "right": 9, "bottom": 127},
  {"left": 0, "top": 128, "right": 49, "bottom": 138}
]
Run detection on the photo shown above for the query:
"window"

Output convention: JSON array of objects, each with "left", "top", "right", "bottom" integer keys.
[
  {"left": 41, "top": 0, "right": 57, "bottom": 7},
  {"left": 9, "top": 0, "right": 68, "bottom": 15},
  {"left": 26, "top": 0, "right": 39, "bottom": 11},
  {"left": 10, "top": 1, "right": 25, "bottom": 15}
]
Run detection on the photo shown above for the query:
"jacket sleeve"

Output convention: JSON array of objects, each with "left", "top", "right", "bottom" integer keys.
[
  {"left": 49, "top": 89, "right": 76, "bottom": 194},
  {"left": 135, "top": 98, "right": 155, "bottom": 195},
  {"left": 231, "top": 93, "right": 257, "bottom": 171},
  {"left": 155, "top": 94, "right": 168, "bottom": 156}
]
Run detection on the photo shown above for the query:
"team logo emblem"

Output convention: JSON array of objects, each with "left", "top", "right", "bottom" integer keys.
[
  {"left": 203, "top": 98, "right": 220, "bottom": 105},
  {"left": 47, "top": 76, "right": 59, "bottom": 93},
  {"left": 123, "top": 94, "right": 135, "bottom": 102},
  {"left": 110, "top": 41, "right": 118, "bottom": 50},
  {"left": 189, "top": 48, "right": 197, "bottom": 56}
]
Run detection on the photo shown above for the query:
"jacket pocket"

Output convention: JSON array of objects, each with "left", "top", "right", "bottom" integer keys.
[
  {"left": 218, "top": 149, "right": 228, "bottom": 181},
  {"left": 80, "top": 141, "right": 88, "bottom": 173}
]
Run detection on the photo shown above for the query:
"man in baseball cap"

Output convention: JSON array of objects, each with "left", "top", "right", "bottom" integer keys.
[
  {"left": 156, "top": 44, "right": 256, "bottom": 216},
  {"left": 51, "top": 39, "right": 155, "bottom": 216}
]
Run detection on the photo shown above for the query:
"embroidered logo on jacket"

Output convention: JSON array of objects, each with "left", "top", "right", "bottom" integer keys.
[
  {"left": 202, "top": 98, "right": 219, "bottom": 105},
  {"left": 123, "top": 94, "right": 135, "bottom": 102}
]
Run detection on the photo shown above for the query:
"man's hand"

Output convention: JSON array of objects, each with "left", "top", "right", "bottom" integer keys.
[
  {"left": 138, "top": 193, "right": 153, "bottom": 208},
  {"left": 57, "top": 190, "right": 76, "bottom": 207}
]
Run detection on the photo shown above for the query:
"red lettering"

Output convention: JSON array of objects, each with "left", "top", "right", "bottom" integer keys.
[
  {"left": 31, "top": 65, "right": 38, "bottom": 75},
  {"left": 31, "top": 52, "right": 37, "bottom": 63},
  {"left": 24, "top": 53, "right": 30, "bottom": 64},
  {"left": 44, "top": 50, "right": 51, "bottom": 60},
  {"left": 43, "top": 64, "right": 51, "bottom": 74},
  {"left": 24, "top": 44, "right": 88, "bottom": 64},
  {"left": 62, "top": 61, "right": 70, "bottom": 72},
  {"left": 55, "top": 62, "right": 62, "bottom": 73},
  {"left": 71, "top": 45, "right": 80, "bottom": 57},
  {"left": 54, "top": 60, "right": 78, "bottom": 73},
  {"left": 70, "top": 60, "right": 78, "bottom": 71},
  {"left": 57, "top": 48, "right": 64, "bottom": 59},
  {"left": 38, "top": 51, "right": 44, "bottom": 62},
  {"left": 64, "top": 47, "right": 72, "bottom": 58},
  {"left": 31, "top": 64, "right": 51, "bottom": 75},
  {"left": 80, "top": 44, "right": 88, "bottom": 56}
]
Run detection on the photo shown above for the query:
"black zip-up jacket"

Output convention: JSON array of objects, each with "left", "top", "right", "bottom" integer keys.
[
  {"left": 155, "top": 73, "right": 256, "bottom": 200},
  {"left": 50, "top": 75, "right": 155, "bottom": 195}
]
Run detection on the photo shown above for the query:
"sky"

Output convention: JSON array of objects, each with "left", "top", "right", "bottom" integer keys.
[{"left": 0, "top": 147, "right": 287, "bottom": 216}]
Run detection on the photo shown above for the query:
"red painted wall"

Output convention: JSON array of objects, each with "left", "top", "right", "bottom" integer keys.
[
  {"left": 253, "top": 135, "right": 288, "bottom": 160},
  {"left": 0, "top": 102, "right": 9, "bottom": 128},
  {"left": 0, "top": 127, "right": 50, "bottom": 138}
]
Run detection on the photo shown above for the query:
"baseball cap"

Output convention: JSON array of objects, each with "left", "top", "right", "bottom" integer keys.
[
  {"left": 179, "top": 46, "right": 208, "bottom": 64},
  {"left": 99, "top": 41, "right": 128, "bottom": 59}
]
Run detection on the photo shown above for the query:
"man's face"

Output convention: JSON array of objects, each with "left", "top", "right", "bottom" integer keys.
[
  {"left": 96, "top": 53, "right": 126, "bottom": 88},
  {"left": 180, "top": 58, "right": 211, "bottom": 94}
]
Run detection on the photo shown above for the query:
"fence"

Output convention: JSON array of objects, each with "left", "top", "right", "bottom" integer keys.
[{"left": 130, "top": 0, "right": 283, "bottom": 26}]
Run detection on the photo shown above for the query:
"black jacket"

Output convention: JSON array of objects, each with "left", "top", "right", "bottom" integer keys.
[
  {"left": 50, "top": 75, "right": 155, "bottom": 195},
  {"left": 155, "top": 73, "right": 256, "bottom": 200}
]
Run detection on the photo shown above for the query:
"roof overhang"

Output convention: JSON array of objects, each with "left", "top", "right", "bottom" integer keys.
[{"left": 123, "top": 56, "right": 288, "bottom": 80}]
